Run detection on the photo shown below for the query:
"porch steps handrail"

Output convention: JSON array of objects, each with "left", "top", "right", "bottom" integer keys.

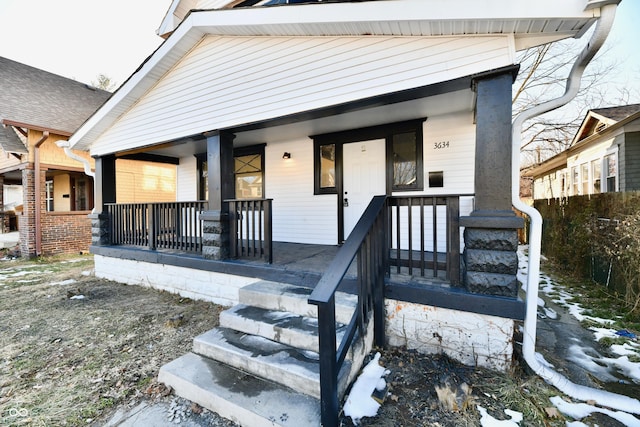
[{"left": 308, "top": 195, "right": 388, "bottom": 427}]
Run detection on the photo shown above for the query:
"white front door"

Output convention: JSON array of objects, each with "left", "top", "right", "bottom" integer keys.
[{"left": 343, "top": 139, "right": 386, "bottom": 238}]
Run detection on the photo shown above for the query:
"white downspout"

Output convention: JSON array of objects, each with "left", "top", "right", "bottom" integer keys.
[
  {"left": 56, "top": 140, "right": 97, "bottom": 214},
  {"left": 513, "top": 3, "right": 640, "bottom": 414}
]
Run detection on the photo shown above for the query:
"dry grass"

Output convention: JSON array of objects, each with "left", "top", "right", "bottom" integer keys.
[{"left": 0, "top": 254, "right": 222, "bottom": 426}]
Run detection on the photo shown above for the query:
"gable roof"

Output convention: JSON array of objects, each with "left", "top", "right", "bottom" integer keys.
[
  {"left": 526, "top": 104, "right": 640, "bottom": 178},
  {"left": 0, "top": 56, "right": 111, "bottom": 136},
  {"left": 573, "top": 103, "right": 640, "bottom": 144},
  {"left": 70, "top": 1, "right": 601, "bottom": 153}
]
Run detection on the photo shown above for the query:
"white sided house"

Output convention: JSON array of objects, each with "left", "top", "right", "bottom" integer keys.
[
  {"left": 527, "top": 104, "right": 640, "bottom": 200},
  {"left": 68, "top": 1, "right": 612, "bottom": 425}
]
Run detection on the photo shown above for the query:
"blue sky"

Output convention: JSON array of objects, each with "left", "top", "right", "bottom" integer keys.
[{"left": 0, "top": 0, "right": 637, "bottom": 100}]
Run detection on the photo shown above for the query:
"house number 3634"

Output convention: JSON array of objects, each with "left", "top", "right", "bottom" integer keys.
[{"left": 434, "top": 141, "right": 450, "bottom": 149}]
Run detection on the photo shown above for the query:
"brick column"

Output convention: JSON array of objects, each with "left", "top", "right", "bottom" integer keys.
[
  {"left": 460, "top": 68, "right": 523, "bottom": 298},
  {"left": 201, "top": 132, "right": 234, "bottom": 260},
  {"left": 0, "top": 175, "right": 5, "bottom": 232},
  {"left": 19, "top": 167, "right": 37, "bottom": 257}
]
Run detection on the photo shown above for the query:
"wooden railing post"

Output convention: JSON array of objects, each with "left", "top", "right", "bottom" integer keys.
[
  {"left": 148, "top": 203, "right": 156, "bottom": 251},
  {"left": 447, "top": 197, "right": 461, "bottom": 284},
  {"left": 264, "top": 199, "right": 273, "bottom": 264},
  {"left": 316, "top": 298, "right": 338, "bottom": 427}
]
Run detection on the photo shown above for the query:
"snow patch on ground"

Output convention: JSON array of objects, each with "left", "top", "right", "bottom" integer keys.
[
  {"left": 519, "top": 245, "right": 640, "bottom": 386},
  {"left": 343, "top": 352, "right": 389, "bottom": 425},
  {"left": 69, "top": 295, "right": 85, "bottom": 300},
  {"left": 550, "top": 396, "right": 640, "bottom": 427},
  {"left": 49, "top": 279, "right": 76, "bottom": 286},
  {"left": 477, "top": 405, "right": 522, "bottom": 426}
]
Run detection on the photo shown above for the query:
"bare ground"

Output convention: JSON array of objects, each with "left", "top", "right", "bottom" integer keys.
[{"left": 0, "top": 254, "right": 636, "bottom": 427}]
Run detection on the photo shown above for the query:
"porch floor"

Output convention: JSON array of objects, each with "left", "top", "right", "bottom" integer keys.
[{"left": 235, "top": 241, "right": 452, "bottom": 292}]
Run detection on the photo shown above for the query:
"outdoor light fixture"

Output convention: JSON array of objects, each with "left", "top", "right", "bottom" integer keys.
[{"left": 282, "top": 152, "right": 291, "bottom": 159}]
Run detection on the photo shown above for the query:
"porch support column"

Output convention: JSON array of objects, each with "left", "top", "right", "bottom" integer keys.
[
  {"left": 89, "top": 155, "right": 116, "bottom": 246},
  {"left": 460, "top": 69, "right": 523, "bottom": 298},
  {"left": 201, "top": 131, "right": 235, "bottom": 260}
]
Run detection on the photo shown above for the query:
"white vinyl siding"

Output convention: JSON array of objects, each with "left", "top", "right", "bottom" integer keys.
[
  {"left": 177, "top": 155, "right": 198, "bottom": 201},
  {"left": 90, "top": 35, "right": 512, "bottom": 156},
  {"left": 265, "top": 138, "right": 337, "bottom": 245}
]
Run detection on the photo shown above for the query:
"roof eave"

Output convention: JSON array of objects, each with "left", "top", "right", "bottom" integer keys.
[{"left": 69, "top": 0, "right": 600, "bottom": 151}]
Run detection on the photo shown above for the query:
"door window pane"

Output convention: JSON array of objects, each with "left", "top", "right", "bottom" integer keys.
[{"left": 319, "top": 144, "right": 336, "bottom": 190}]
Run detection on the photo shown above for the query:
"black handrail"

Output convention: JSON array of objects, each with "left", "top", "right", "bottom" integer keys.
[{"left": 308, "top": 195, "right": 388, "bottom": 427}]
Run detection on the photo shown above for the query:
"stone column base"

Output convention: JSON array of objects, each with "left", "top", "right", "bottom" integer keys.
[
  {"left": 460, "top": 215, "right": 523, "bottom": 298},
  {"left": 201, "top": 210, "right": 230, "bottom": 260},
  {"left": 89, "top": 212, "right": 111, "bottom": 246}
]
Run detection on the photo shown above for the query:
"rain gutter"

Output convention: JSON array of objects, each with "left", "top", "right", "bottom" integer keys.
[{"left": 513, "top": 2, "right": 640, "bottom": 414}]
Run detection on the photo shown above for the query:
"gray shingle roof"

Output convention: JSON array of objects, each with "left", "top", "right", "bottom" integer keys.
[
  {"left": 0, "top": 56, "right": 111, "bottom": 135},
  {"left": 0, "top": 125, "right": 27, "bottom": 154},
  {"left": 591, "top": 104, "right": 640, "bottom": 122}
]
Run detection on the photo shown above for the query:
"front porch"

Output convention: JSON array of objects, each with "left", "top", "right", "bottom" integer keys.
[{"left": 92, "top": 193, "right": 525, "bottom": 321}]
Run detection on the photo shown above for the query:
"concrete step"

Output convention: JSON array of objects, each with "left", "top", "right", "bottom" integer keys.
[
  {"left": 239, "top": 280, "right": 357, "bottom": 325},
  {"left": 219, "top": 304, "right": 347, "bottom": 353},
  {"left": 158, "top": 352, "right": 321, "bottom": 427},
  {"left": 192, "top": 327, "right": 352, "bottom": 399}
]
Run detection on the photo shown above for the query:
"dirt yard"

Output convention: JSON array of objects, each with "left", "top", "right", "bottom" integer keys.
[
  {"left": 0, "top": 254, "right": 223, "bottom": 426},
  {"left": 0, "top": 254, "right": 636, "bottom": 427}
]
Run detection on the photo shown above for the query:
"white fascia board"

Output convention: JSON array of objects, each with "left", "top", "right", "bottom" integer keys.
[
  {"left": 191, "top": 0, "right": 598, "bottom": 33},
  {"left": 69, "top": 17, "right": 205, "bottom": 151}
]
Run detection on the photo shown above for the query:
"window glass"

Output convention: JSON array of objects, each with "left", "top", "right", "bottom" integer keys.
[
  {"left": 571, "top": 166, "right": 579, "bottom": 195},
  {"left": 392, "top": 132, "right": 418, "bottom": 189},
  {"left": 235, "top": 154, "right": 263, "bottom": 199},
  {"left": 45, "top": 180, "right": 54, "bottom": 212},
  {"left": 581, "top": 163, "right": 589, "bottom": 195},
  {"left": 605, "top": 154, "right": 617, "bottom": 192},
  {"left": 319, "top": 144, "right": 336, "bottom": 190},
  {"left": 591, "top": 160, "right": 601, "bottom": 194}
]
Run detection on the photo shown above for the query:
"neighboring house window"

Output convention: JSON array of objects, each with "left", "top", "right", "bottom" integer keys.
[
  {"left": 234, "top": 145, "right": 265, "bottom": 200},
  {"left": 591, "top": 160, "right": 601, "bottom": 194},
  {"left": 571, "top": 166, "right": 579, "bottom": 195},
  {"left": 45, "top": 180, "right": 54, "bottom": 212},
  {"left": 605, "top": 154, "right": 617, "bottom": 192},
  {"left": 581, "top": 163, "right": 589, "bottom": 195},
  {"left": 70, "top": 174, "right": 94, "bottom": 211},
  {"left": 558, "top": 172, "right": 566, "bottom": 197}
]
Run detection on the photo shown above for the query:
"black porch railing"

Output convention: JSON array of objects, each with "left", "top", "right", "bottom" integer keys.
[
  {"left": 106, "top": 201, "right": 207, "bottom": 253},
  {"left": 388, "top": 195, "right": 461, "bottom": 284},
  {"left": 309, "top": 195, "right": 388, "bottom": 427},
  {"left": 309, "top": 194, "right": 463, "bottom": 426},
  {"left": 226, "top": 199, "right": 273, "bottom": 264}
]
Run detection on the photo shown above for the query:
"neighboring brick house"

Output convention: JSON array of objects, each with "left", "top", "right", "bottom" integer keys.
[
  {"left": 0, "top": 57, "right": 177, "bottom": 256},
  {"left": 526, "top": 104, "right": 640, "bottom": 200}
]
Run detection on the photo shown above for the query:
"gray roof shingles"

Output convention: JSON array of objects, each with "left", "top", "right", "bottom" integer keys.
[
  {"left": 0, "top": 56, "right": 111, "bottom": 136},
  {"left": 591, "top": 104, "right": 640, "bottom": 122}
]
